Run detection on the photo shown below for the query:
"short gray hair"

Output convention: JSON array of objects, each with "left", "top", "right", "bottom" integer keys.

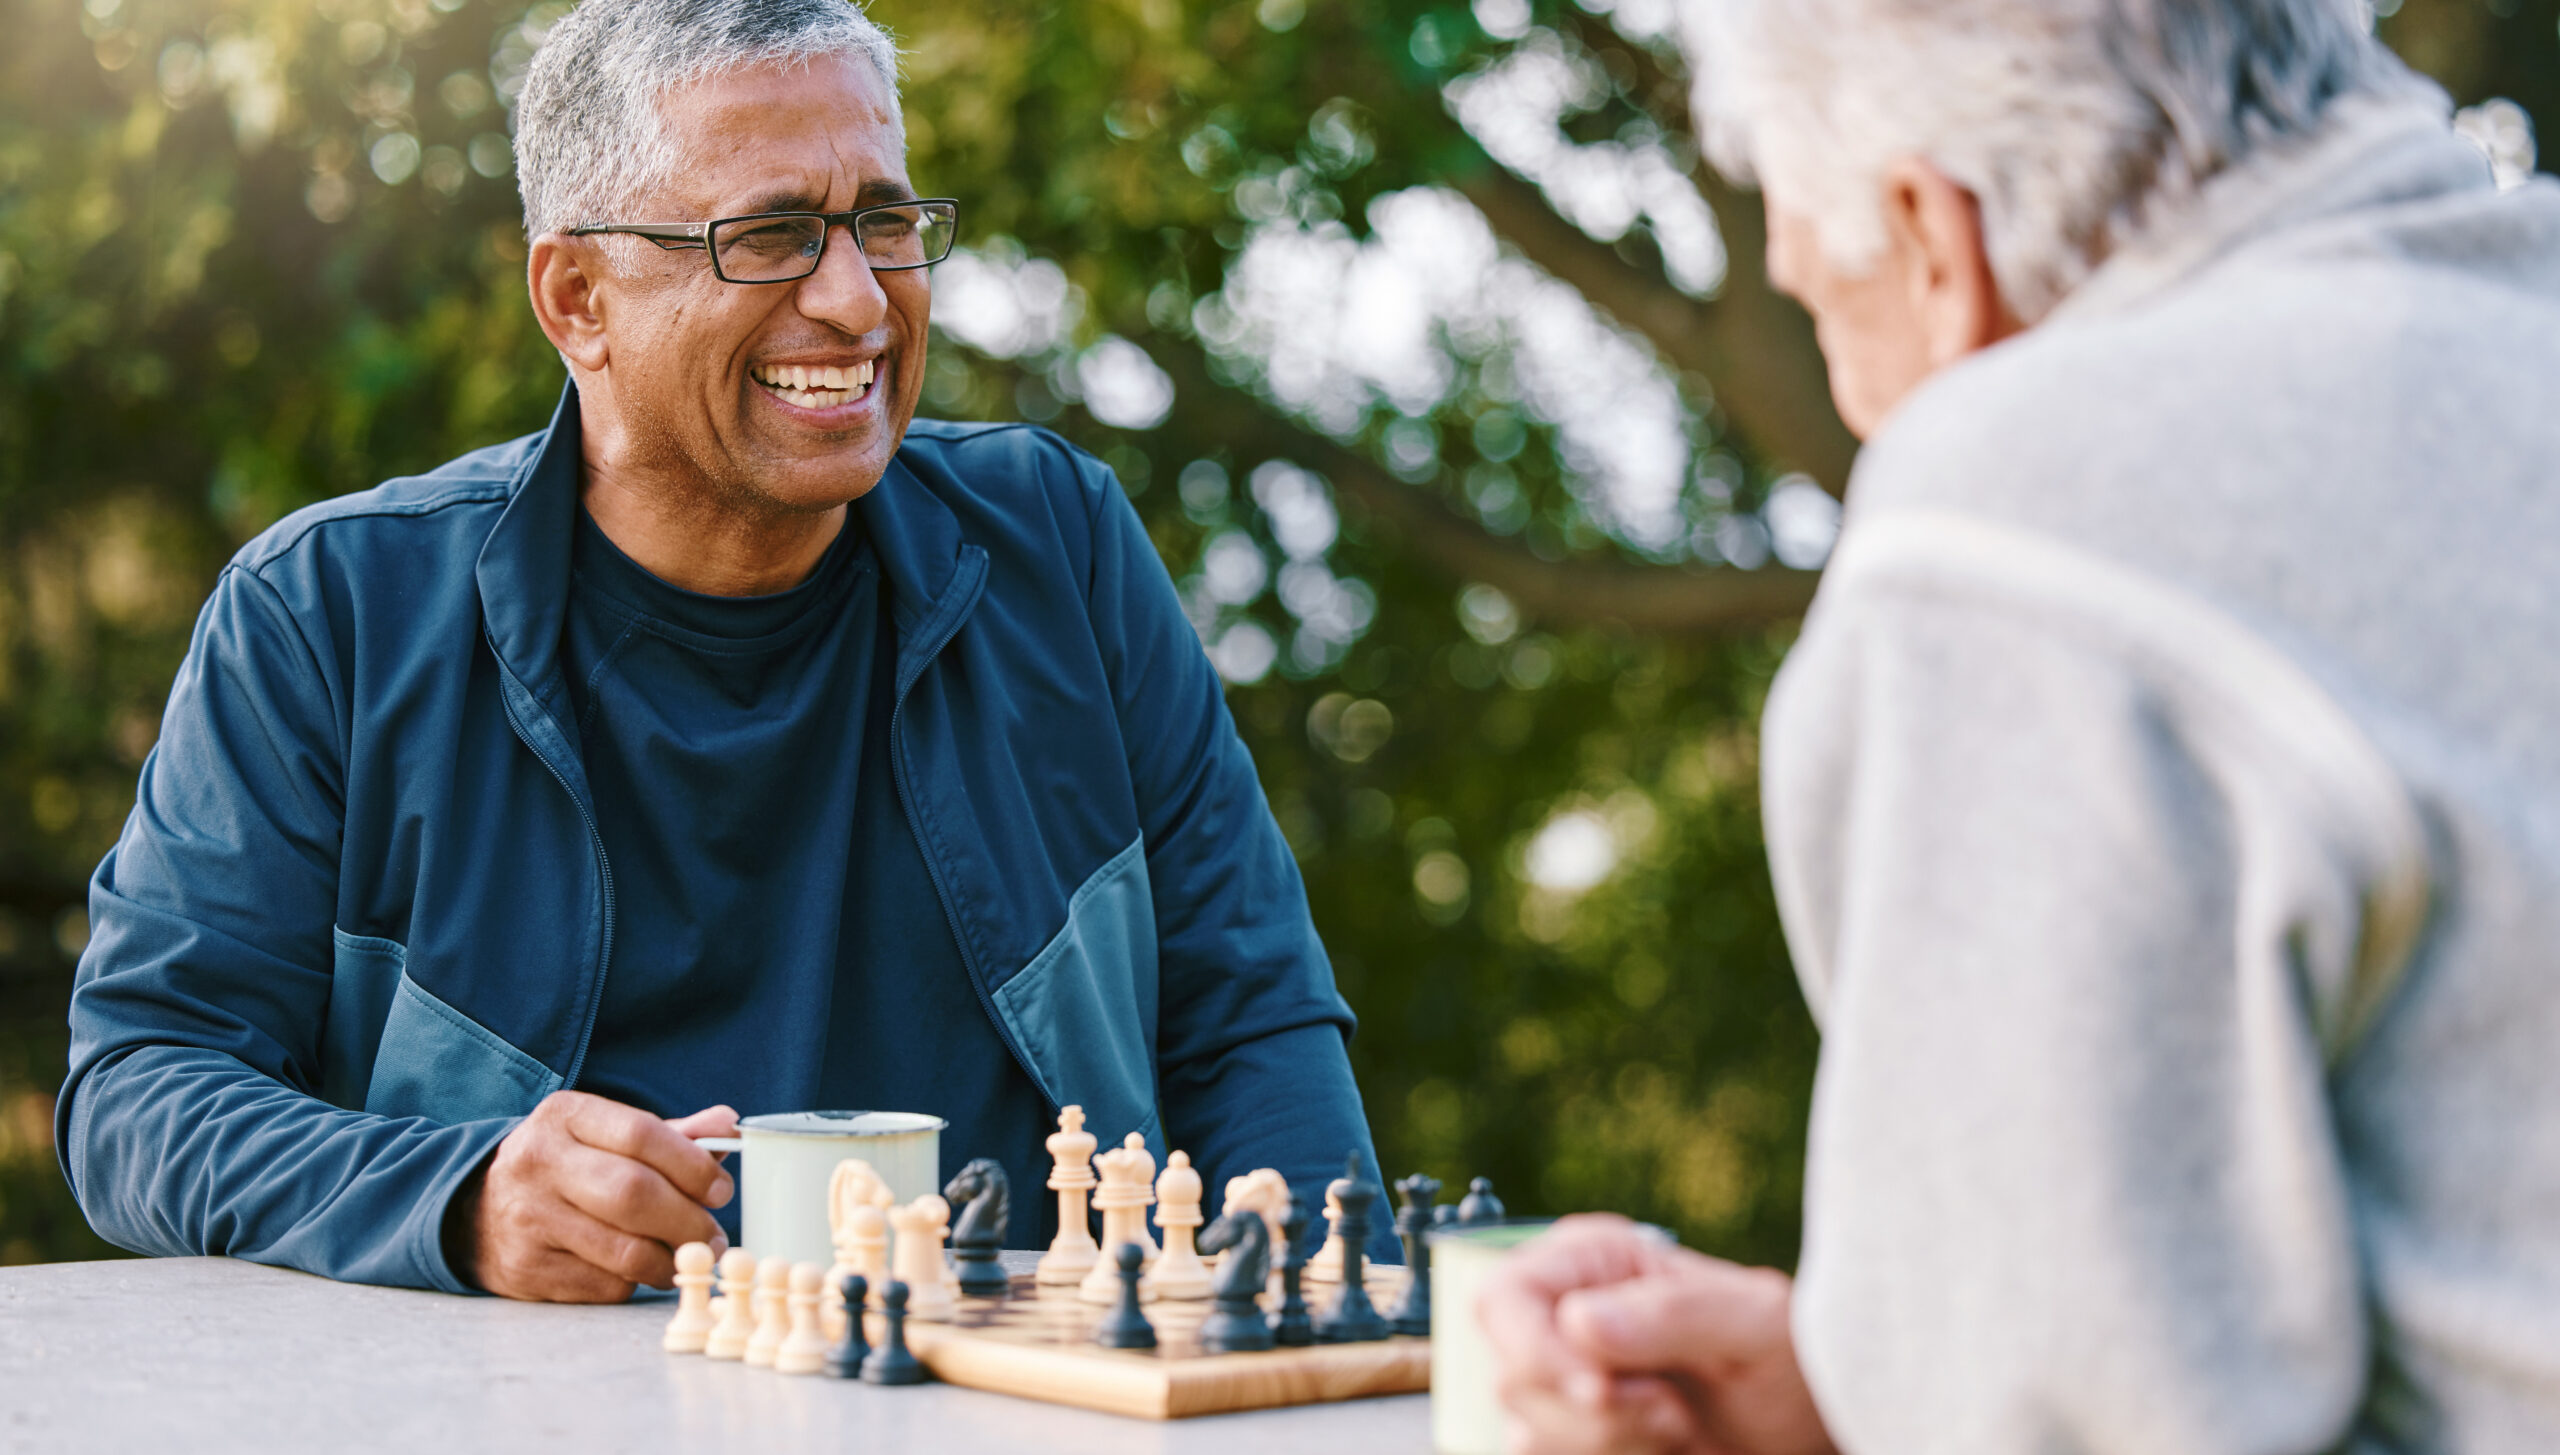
[
  {"left": 1686, "top": 0, "right": 2428, "bottom": 321},
  {"left": 514, "top": 0, "right": 902, "bottom": 238}
]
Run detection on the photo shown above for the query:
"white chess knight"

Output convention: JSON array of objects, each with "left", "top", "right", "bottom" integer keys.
[
  {"left": 1143, "top": 1151, "right": 1211, "bottom": 1301},
  {"left": 889, "top": 1194, "right": 957, "bottom": 1319},
  {"left": 1036, "top": 1104, "right": 1101, "bottom": 1285},
  {"left": 1078, "top": 1132, "right": 1159, "bottom": 1305},
  {"left": 825, "top": 1158, "right": 895, "bottom": 1336}
]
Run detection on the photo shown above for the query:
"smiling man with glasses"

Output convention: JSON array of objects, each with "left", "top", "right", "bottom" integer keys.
[{"left": 57, "top": 0, "right": 1391, "bottom": 1301}]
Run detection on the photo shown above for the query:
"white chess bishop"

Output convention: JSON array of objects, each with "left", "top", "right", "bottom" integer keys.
[{"left": 1143, "top": 1151, "right": 1211, "bottom": 1301}]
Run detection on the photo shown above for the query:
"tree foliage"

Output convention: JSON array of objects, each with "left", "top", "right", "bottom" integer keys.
[{"left": 0, "top": 0, "right": 2546, "bottom": 1266}]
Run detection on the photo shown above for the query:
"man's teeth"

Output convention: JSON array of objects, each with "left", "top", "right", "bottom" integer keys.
[{"left": 752, "top": 359, "right": 877, "bottom": 406}]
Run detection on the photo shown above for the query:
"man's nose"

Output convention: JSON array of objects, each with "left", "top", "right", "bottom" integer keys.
[{"left": 793, "top": 222, "right": 891, "bottom": 333}]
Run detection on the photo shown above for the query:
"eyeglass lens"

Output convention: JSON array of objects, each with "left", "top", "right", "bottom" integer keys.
[{"left": 709, "top": 203, "right": 956, "bottom": 282}]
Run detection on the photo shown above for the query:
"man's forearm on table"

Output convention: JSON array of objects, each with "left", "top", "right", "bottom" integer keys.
[{"left": 63, "top": 1043, "right": 515, "bottom": 1292}]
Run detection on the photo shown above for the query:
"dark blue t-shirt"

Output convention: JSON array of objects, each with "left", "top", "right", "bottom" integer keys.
[{"left": 561, "top": 508, "right": 1054, "bottom": 1245}]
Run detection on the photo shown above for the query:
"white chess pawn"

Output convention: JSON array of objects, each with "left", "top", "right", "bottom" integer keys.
[
  {"left": 744, "top": 1255, "right": 792, "bottom": 1366},
  {"left": 704, "top": 1247, "right": 759, "bottom": 1360},
  {"left": 1143, "top": 1151, "right": 1211, "bottom": 1301},
  {"left": 662, "top": 1242, "right": 718, "bottom": 1353},
  {"left": 775, "top": 1262, "right": 831, "bottom": 1375},
  {"left": 1036, "top": 1104, "right": 1101, "bottom": 1286},
  {"left": 890, "top": 1194, "right": 956, "bottom": 1319},
  {"left": 1079, "top": 1132, "right": 1159, "bottom": 1305},
  {"left": 1305, "top": 1188, "right": 1347, "bottom": 1285},
  {"left": 825, "top": 1159, "right": 894, "bottom": 1337}
]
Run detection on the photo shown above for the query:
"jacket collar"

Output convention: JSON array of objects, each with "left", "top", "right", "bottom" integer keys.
[{"left": 475, "top": 380, "right": 985, "bottom": 726}]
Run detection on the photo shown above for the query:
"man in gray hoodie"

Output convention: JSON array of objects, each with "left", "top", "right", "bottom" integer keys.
[{"left": 1481, "top": 2, "right": 2560, "bottom": 1452}]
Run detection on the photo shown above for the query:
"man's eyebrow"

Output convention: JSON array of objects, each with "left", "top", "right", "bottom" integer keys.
[{"left": 725, "top": 180, "right": 919, "bottom": 216}]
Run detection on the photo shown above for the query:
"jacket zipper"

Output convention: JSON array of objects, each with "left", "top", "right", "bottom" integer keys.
[
  {"left": 495, "top": 656, "right": 617, "bottom": 1089},
  {"left": 886, "top": 694, "right": 1055, "bottom": 1117}
]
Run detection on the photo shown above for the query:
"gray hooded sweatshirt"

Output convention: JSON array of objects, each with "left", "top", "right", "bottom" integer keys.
[{"left": 1764, "top": 94, "right": 2560, "bottom": 1454}]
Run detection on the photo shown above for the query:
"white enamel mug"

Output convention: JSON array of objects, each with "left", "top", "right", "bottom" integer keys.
[
  {"left": 694, "top": 1110, "right": 946, "bottom": 1268},
  {"left": 1429, "top": 1221, "right": 1553, "bottom": 1455}
]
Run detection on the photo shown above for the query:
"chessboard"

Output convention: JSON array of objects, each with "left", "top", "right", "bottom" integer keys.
[{"left": 885, "top": 1268, "right": 1428, "bottom": 1420}]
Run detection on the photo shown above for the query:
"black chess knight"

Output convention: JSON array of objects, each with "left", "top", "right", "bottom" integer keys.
[
  {"left": 1195, "top": 1207, "right": 1277, "bottom": 1353},
  {"left": 943, "top": 1159, "right": 1012, "bottom": 1297}
]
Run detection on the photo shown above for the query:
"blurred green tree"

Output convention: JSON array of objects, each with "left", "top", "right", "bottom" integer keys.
[{"left": 0, "top": 0, "right": 2545, "bottom": 1268}]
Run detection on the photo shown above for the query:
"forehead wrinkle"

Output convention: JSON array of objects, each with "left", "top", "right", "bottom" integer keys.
[{"left": 652, "top": 58, "right": 906, "bottom": 218}]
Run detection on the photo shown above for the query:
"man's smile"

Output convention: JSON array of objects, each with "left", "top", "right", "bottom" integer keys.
[{"left": 750, "top": 356, "right": 881, "bottom": 413}]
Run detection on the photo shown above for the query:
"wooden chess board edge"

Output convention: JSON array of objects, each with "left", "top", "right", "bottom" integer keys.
[{"left": 891, "top": 1322, "right": 1432, "bottom": 1420}]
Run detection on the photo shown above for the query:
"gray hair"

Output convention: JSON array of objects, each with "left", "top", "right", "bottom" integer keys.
[
  {"left": 513, "top": 0, "right": 902, "bottom": 238},
  {"left": 1686, "top": 0, "right": 2428, "bottom": 321}
]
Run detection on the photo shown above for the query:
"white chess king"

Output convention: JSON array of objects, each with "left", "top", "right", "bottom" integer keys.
[{"left": 1036, "top": 1104, "right": 1101, "bottom": 1285}]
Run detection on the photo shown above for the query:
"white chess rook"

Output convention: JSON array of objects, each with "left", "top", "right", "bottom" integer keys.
[
  {"left": 1036, "top": 1104, "right": 1102, "bottom": 1286},
  {"left": 1215, "top": 1168, "right": 1290, "bottom": 1282},
  {"left": 890, "top": 1194, "right": 956, "bottom": 1319}
]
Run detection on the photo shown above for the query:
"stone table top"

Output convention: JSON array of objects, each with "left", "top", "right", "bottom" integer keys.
[{"left": 0, "top": 1255, "right": 1429, "bottom": 1454}]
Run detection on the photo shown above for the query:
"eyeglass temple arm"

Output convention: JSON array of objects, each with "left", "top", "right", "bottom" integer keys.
[{"left": 565, "top": 223, "right": 705, "bottom": 249}]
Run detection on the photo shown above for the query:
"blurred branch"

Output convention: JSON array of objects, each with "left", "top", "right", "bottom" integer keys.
[
  {"left": 1158, "top": 347, "right": 1823, "bottom": 634},
  {"left": 1462, "top": 13, "right": 1859, "bottom": 495}
]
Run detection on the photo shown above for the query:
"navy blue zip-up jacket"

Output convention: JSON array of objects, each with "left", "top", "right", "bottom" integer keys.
[{"left": 58, "top": 386, "right": 1385, "bottom": 1290}]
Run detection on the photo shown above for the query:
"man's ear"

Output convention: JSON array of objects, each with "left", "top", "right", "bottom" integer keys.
[
  {"left": 1877, "top": 158, "right": 2020, "bottom": 367},
  {"left": 527, "top": 234, "right": 612, "bottom": 372}
]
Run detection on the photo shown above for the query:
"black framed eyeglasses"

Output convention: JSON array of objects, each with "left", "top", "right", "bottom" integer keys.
[{"left": 569, "top": 199, "right": 961, "bottom": 284}]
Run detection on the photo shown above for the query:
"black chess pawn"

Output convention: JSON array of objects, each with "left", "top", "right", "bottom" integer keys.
[
  {"left": 1388, "top": 1172, "right": 1440, "bottom": 1337},
  {"left": 1091, "top": 1242, "right": 1157, "bottom": 1350},
  {"left": 824, "top": 1274, "right": 871, "bottom": 1378},
  {"left": 860, "top": 1280, "right": 927, "bottom": 1385},
  {"left": 1456, "top": 1176, "right": 1506, "bottom": 1225},
  {"left": 1272, "top": 1201, "right": 1316, "bottom": 1348},
  {"left": 1313, "top": 1153, "right": 1392, "bottom": 1344}
]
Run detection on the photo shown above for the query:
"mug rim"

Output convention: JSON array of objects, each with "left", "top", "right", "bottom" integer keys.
[{"left": 738, "top": 1110, "right": 949, "bottom": 1137}]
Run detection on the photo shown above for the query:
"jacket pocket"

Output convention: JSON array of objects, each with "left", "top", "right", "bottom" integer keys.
[
  {"left": 362, "top": 962, "right": 565, "bottom": 1125},
  {"left": 323, "top": 928, "right": 407, "bottom": 1110},
  {"left": 990, "top": 835, "right": 1161, "bottom": 1149}
]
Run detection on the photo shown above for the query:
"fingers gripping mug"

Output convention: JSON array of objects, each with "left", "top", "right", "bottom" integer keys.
[{"left": 693, "top": 1110, "right": 946, "bottom": 1268}]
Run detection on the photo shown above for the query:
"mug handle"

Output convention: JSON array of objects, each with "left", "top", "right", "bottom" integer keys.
[{"left": 693, "top": 1137, "right": 744, "bottom": 1154}]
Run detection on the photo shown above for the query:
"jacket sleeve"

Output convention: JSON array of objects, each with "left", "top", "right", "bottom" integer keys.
[
  {"left": 58, "top": 563, "right": 513, "bottom": 1292},
  {"left": 1761, "top": 541, "right": 2414, "bottom": 1453},
  {"left": 1076, "top": 458, "right": 1397, "bottom": 1258}
]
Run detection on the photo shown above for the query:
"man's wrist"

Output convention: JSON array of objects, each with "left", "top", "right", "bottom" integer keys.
[{"left": 440, "top": 1155, "right": 494, "bottom": 1292}]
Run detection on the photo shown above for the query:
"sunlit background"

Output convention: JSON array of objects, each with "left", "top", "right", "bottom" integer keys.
[{"left": 0, "top": 0, "right": 2548, "bottom": 1266}]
